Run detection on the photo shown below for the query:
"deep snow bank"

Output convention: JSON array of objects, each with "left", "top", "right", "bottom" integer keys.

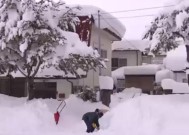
[
  {"left": 101, "top": 95, "right": 189, "bottom": 135},
  {"left": 0, "top": 94, "right": 108, "bottom": 135},
  {"left": 1, "top": 93, "right": 189, "bottom": 135}
]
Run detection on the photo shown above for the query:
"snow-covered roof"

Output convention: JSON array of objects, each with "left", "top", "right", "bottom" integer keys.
[
  {"left": 112, "top": 40, "right": 150, "bottom": 51},
  {"left": 163, "top": 45, "right": 189, "bottom": 71},
  {"left": 161, "top": 79, "right": 189, "bottom": 93},
  {"left": 125, "top": 64, "right": 162, "bottom": 75},
  {"left": 11, "top": 67, "right": 86, "bottom": 78},
  {"left": 112, "top": 66, "right": 126, "bottom": 79},
  {"left": 72, "top": 5, "right": 126, "bottom": 39},
  {"left": 99, "top": 76, "right": 113, "bottom": 90},
  {"left": 54, "top": 31, "right": 99, "bottom": 58}
]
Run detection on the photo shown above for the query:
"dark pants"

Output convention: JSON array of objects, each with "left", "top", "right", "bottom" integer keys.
[{"left": 83, "top": 119, "right": 95, "bottom": 133}]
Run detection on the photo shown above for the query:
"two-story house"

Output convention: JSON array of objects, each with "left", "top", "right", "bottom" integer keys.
[
  {"left": 111, "top": 40, "right": 167, "bottom": 92},
  {"left": 112, "top": 40, "right": 167, "bottom": 71},
  {"left": 112, "top": 40, "right": 150, "bottom": 71},
  {"left": 111, "top": 40, "right": 149, "bottom": 91},
  {"left": 0, "top": 6, "right": 126, "bottom": 99}
]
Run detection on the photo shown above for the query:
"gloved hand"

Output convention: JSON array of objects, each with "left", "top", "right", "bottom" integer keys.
[{"left": 92, "top": 123, "right": 97, "bottom": 128}]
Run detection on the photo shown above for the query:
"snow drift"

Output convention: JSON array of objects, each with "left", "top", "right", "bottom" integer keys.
[{"left": 1, "top": 92, "right": 189, "bottom": 135}]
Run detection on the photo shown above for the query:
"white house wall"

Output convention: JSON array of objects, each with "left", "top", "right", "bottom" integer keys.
[
  {"left": 78, "top": 70, "right": 99, "bottom": 88},
  {"left": 77, "top": 25, "right": 113, "bottom": 89},
  {"left": 91, "top": 26, "right": 112, "bottom": 76},
  {"left": 34, "top": 79, "right": 72, "bottom": 99}
]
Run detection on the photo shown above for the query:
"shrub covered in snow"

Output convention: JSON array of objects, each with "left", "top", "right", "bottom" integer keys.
[{"left": 77, "top": 86, "right": 98, "bottom": 102}]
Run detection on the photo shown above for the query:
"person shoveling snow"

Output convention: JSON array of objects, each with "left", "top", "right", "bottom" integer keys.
[{"left": 82, "top": 108, "right": 104, "bottom": 133}]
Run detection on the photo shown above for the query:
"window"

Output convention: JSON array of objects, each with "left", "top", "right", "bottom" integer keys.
[
  {"left": 101, "top": 50, "right": 107, "bottom": 58},
  {"left": 112, "top": 58, "right": 127, "bottom": 70},
  {"left": 119, "top": 58, "right": 127, "bottom": 67},
  {"left": 112, "top": 58, "right": 118, "bottom": 70}
]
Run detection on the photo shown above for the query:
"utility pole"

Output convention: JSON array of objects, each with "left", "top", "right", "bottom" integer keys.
[{"left": 98, "top": 10, "right": 102, "bottom": 76}]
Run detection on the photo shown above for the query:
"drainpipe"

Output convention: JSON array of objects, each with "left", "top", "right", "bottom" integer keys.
[
  {"left": 98, "top": 10, "right": 101, "bottom": 75},
  {"left": 66, "top": 79, "right": 74, "bottom": 94}
]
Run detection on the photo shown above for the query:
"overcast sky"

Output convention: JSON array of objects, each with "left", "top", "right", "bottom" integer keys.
[{"left": 63, "top": 0, "right": 177, "bottom": 40}]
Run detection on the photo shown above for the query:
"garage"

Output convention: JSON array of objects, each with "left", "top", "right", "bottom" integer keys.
[{"left": 33, "top": 82, "right": 57, "bottom": 99}]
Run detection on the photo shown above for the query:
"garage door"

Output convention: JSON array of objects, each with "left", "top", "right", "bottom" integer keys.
[{"left": 34, "top": 82, "right": 57, "bottom": 99}]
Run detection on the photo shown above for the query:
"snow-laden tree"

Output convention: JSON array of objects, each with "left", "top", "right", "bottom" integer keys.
[
  {"left": 143, "top": 1, "right": 189, "bottom": 54},
  {"left": 0, "top": 0, "right": 104, "bottom": 100}
]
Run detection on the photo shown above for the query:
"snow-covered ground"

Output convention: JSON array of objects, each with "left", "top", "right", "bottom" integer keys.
[{"left": 1, "top": 88, "right": 189, "bottom": 135}]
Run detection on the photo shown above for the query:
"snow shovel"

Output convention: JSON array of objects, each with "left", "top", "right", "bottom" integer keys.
[{"left": 54, "top": 100, "right": 66, "bottom": 125}]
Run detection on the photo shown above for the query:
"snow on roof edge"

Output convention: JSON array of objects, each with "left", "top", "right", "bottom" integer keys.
[
  {"left": 112, "top": 40, "right": 150, "bottom": 51},
  {"left": 124, "top": 64, "right": 162, "bottom": 75},
  {"left": 70, "top": 5, "right": 126, "bottom": 39}
]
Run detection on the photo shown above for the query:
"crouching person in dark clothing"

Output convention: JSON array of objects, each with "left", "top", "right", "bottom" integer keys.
[{"left": 82, "top": 110, "right": 103, "bottom": 133}]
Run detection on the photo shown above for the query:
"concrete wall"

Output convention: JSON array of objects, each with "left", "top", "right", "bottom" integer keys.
[{"left": 112, "top": 50, "right": 142, "bottom": 66}]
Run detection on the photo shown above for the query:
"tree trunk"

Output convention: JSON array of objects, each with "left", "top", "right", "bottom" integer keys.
[{"left": 26, "top": 77, "right": 34, "bottom": 100}]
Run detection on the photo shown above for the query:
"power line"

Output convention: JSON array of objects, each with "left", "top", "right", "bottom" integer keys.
[
  {"left": 94, "top": 14, "right": 155, "bottom": 20},
  {"left": 92, "top": 1, "right": 183, "bottom": 20},
  {"left": 99, "top": 4, "right": 175, "bottom": 15},
  {"left": 91, "top": 0, "right": 182, "bottom": 16}
]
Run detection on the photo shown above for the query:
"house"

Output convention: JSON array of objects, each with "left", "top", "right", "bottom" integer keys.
[
  {"left": 111, "top": 64, "right": 162, "bottom": 93},
  {"left": 111, "top": 40, "right": 150, "bottom": 92},
  {"left": 70, "top": 6, "right": 126, "bottom": 94},
  {"left": 111, "top": 40, "right": 166, "bottom": 71},
  {"left": 0, "top": 6, "right": 126, "bottom": 99},
  {"left": 111, "top": 40, "right": 150, "bottom": 71}
]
